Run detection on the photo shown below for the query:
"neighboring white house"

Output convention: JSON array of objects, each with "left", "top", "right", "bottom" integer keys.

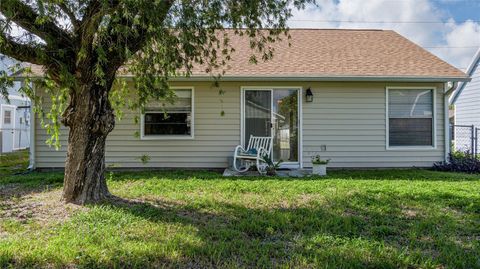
[
  {"left": 451, "top": 48, "right": 480, "bottom": 152},
  {"left": 0, "top": 55, "right": 31, "bottom": 153},
  {"left": 20, "top": 29, "right": 470, "bottom": 169}
]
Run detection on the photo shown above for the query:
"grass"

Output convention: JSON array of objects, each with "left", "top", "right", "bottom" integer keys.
[
  {"left": 0, "top": 169, "right": 479, "bottom": 268},
  {"left": 0, "top": 150, "right": 29, "bottom": 176}
]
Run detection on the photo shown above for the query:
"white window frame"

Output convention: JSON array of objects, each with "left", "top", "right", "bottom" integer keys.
[
  {"left": 385, "top": 86, "right": 437, "bottom": 150},
  {"left": 0, "top": 104, "right": 15, "bottom": 129},
  {"left": 3, "top": 109, "right": 12, "bottom": 124},
  {"left": 140, "top": 87, "right": 194, "bottom": 140}
]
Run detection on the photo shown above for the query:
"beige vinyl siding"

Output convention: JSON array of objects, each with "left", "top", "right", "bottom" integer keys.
[
  {"left": 34, "top": 81, "right": 445, "bottom": 169},
  {"left": 302, "top": 82, "right": 445, "bottom": 168},
  {"left": 455, "top": 65, "right": 480, "bottom": 127},
  {"left": 35, "top": 82, "right": 241, "bottom": 168}
]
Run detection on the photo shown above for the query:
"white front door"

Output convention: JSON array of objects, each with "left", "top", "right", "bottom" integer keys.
[
  {"left": 1, "top": 105, "right": 15, "bottom": 153},
  {"left": 242, "top": 88, "right": 301, "bottom": 167}
]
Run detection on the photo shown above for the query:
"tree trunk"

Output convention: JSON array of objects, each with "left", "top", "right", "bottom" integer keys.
[{"left": 61, "top": 82, "right": 115, "bottom": 205}]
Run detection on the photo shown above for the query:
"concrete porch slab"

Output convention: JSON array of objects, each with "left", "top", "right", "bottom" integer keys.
[{"left": 223, "top": 168, "right": 312, "bottom": 178}]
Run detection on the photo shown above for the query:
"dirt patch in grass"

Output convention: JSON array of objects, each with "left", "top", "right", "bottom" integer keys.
[
  {"left": 400, "top": 205, "right": 426, "bottom": 220},
  {"left": 0, "top": 183, "right": 23, "bottom": 198},
  {"left": 296, "top": 193, "right": 324, "bottom": 206},
  {"left": 0, "top": 184, "right": 86, "bottom": 226}
]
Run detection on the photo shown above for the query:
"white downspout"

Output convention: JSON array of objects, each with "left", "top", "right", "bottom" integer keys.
[
  {"left": 27, "top": 81, "right": 35, "bottom": 170},
  {"left": 444, "top": 82, "right": 457, "bottom": 162}
]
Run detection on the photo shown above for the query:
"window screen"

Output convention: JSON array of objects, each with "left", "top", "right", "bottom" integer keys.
[
  {"left": 388, "top": 89, "right": 433, "bottom": 147},
  {"left": 143, "top": 89, "right": 192, "bottom": 137}
]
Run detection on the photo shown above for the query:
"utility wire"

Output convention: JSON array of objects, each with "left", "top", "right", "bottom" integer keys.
[
  {"left": 289, "top": 19, "right": 480, "bottom": 24},
  {"left": 368, "top": 0, "right": 479, "bottom": 2},
  {"left": 423, "top": 46, "right": 480, "bottom": 49}
]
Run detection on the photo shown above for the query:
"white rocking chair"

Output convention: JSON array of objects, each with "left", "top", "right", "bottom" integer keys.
[{"left": 233, "top": 135, "right": 273, "bottom": 173}]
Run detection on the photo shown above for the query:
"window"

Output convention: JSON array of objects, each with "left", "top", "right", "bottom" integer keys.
[
  {"left": 387, "top": 88, "right": 434, "bottom": 148},
  {"left": 141, "top": 89, "right": 193, "bottom": 139},
  {"left": 3, "top": 110, "right": 11, "bottom": 124}
]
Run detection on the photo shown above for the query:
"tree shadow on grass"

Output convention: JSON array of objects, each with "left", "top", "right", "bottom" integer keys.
[
  {"left": 0, "top": 172, "right": 63, "bottom": 208},
  {"left": 87, "top": 192, "right": 480, "bottom": 269},
  {"left": 1, "top": 169, "right": 479, "bottom": 268},
  {"left": 107, "top": 168, "right": 480, "bottom": 183},
  {"left": 2, "top": 189, "right": 478, "bottom": 268}
]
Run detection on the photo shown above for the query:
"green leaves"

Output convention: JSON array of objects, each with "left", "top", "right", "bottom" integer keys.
[
  {"left": 1, "top": 0, "right": 313, "bottom": 148},
  {"left": 126, "top": 0, "right": 313, "bottom": 111},
  {"left": 0, "top": 70, "right": 14, "bottom": 102},
  {"left": 41, "top": 78, "right": 68, "bottom": 149}
]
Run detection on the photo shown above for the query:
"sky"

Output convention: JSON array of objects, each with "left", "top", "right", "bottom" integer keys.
[
  {"left": 287, "top": 0, "right": 480, "bottom": 71},
  {"left": 3, "top": 1, "right": 479, "bottom": 71}
]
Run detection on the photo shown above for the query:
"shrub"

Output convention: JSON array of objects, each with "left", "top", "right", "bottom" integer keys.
[
  {"left": 261, "top": 154, "right": 283, "bottom": 176},
  {"left": 311, "top": 155, "right": 330, "bottom": 165},
  {"left": 433, "top": 151, "right": 480, "bottom": 173}
]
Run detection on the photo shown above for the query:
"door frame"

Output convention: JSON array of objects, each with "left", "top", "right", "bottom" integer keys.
[
  {"left": 1, "top": 104, "right": 17, "bottom": 153},
  {"left": 240, "top": 86, "right": 303, "bottom": 169}
]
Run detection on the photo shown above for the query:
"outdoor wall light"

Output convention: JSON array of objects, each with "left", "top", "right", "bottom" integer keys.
[{"left": 305, "top": 87, "right": 313, "bottom": 102}]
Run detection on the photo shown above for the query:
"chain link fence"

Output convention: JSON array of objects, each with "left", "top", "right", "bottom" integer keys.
[{"left": 451, "top": 124, "right": 479, "bottom": 157}]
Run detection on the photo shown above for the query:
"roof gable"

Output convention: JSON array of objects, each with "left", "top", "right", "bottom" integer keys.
[{"left": 451, "top": 48, "right": 480, "bottom": 104}]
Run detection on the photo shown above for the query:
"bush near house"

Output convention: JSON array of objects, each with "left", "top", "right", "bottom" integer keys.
[
  {"left": 0, "top": 169, "right": 479, "bottom": 268},
  {"left": 433, "top": 151, "right": 480, "bottom": 173}
]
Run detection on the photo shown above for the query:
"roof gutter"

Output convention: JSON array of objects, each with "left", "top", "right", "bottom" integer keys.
[
  {"left": 13, "top": 74, "right": 470, "bottom": 83},
  {"left": 107, "top": 75, "right": 471, "bottom": 83},
  {"left": 445, "top": 82, "right": 458, "bottom": 96}
]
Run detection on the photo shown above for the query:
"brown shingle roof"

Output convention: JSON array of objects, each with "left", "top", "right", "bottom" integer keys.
[{"left": 18, "top": 29, "right": 468, "bottom": 81}]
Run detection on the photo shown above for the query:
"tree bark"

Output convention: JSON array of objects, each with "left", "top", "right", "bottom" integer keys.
[{"left": 61, "top": 82, "right": 115, "bottom": 205}]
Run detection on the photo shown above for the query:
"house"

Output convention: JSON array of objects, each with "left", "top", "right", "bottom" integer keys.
[
  {"left": 21, "top": 29, "right": 469, "bottom": 169},
  {"left": 450, "top": 48, "right": 480, "bottom": 152},
  {"left": 0, "top": 55, "right": 31, "bottom": 153}
]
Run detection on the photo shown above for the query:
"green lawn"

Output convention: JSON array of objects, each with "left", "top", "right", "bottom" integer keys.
[
  {"left": 0, "top": 150, "right": 29, "bottom": 176},
  {"left": 0, "top": 169, "right": 479, "bottom": 268}
]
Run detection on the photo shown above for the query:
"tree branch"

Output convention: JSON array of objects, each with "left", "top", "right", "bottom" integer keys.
[
  {"left": 103, "top": 0, "right": 174, "bottom": 67},
  {"left": 82, "top": 0, "right": 102, "bottom": 19},
  {"left": 0, "top": 32, "right": 45, "bottom": 65},
  {"left": 0, "top": 0, "right": 72, "bottom": 44},
  {"left": 57, "top": 2, "right": 79, "bottom": 30},
  {"left": 80, "top": 0, "right": 124, "bottom": 38}
]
